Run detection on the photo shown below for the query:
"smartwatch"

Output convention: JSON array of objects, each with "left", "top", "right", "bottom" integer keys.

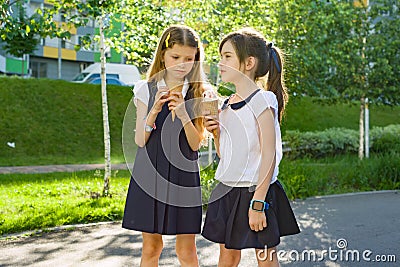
[
  {"left": 250, "top": 199, "right": 269, "bottom": 212},
  {"left": 145, "top": 123, "right": 156, "bottom": 132}
]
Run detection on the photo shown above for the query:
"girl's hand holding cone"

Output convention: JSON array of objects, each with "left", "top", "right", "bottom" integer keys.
[
  {"left": 151, "top": 86, "right": 169, "bottom": 114},
  {"left": 167, "top": 87, "right": 186, "bottom": 122},
  {"left": 203, "top": 111, "right": 220, "bottom": 137},
  {"left": 202, "top": 91, "right": 219, "bottom": 136}
]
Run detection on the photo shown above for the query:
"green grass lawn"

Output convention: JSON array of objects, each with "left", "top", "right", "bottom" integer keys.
[
  {"left": 1, "top": 153, "right": 398, "bottom": 236},
  {"left": 1, "top": 76, "right": 400, "bottom": 166},
  {"left": 0, "top": 170, "right": 130, "bottom": 235},
  {"left": 0, "top": 77, "right": 134, "bottom": 166},
  {"left": 282, "top": 96, "right": 400, "bottom": 132},
  {"left": 278, "top": 153, "right": 400, "bottom": 199}
]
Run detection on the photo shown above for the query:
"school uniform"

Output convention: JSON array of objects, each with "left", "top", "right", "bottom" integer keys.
[
  {"left": 122, "top": 79, "right": 202, "bottom": 235},
  {"left": 201, "top": 89, "right": 300, "bottom": 249}
]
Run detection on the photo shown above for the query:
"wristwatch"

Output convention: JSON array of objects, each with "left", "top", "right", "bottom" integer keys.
[
  {"left": 145, "top": 123, "right": 156, "bottom": 132},
  {"left": 250, "top": 199, "right": 269, "bottom": 212}
]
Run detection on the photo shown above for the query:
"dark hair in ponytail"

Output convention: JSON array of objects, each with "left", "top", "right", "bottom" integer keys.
[{"left": 219, "top": 28, "right": 288, "bottom": 123}]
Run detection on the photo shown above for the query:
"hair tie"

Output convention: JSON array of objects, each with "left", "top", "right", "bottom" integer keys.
[
  {"left": 165, "top": 32, "right": 171, "bottom": 48},
  {"left": 269, "top": 43, "right": 281, "bottom": 73}
]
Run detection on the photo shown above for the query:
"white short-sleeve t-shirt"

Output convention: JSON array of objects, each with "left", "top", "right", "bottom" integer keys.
[{"left": 215, "top": 90, "right": 282, "bottom": 187}]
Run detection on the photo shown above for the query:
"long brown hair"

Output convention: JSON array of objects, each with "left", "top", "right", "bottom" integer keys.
[
  {"left": 219, "top": 28, "right": 289, "bottom": 123},
  {"left": 147, "top": 25, "right": 206, "bottom": 133}
]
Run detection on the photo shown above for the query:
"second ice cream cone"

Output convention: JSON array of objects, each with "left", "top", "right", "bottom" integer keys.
[
  {"left": 202, "top": 99, "right": 218, "bottom": 117},
  {"left": 202, "top": 98, "right": 219, "bottom": 136}
]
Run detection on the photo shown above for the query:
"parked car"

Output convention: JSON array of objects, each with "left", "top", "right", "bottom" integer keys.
[
  {"left": 72, "top": 63, "right": 140, "bottom": 86},
  {"left": 86, "top": 77, "right": 127, "bottom": 86}
]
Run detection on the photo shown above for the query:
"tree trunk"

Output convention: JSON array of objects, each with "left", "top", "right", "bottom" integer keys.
[
  {"left": 358, "top": 97, "right": 365, "bottom": 159},
  {"left": 100, "top": 17, "right": 111, "bottom": 196}
]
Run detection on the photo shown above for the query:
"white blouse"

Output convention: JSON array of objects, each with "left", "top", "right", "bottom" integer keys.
[
  {"left": 132, "top": 79, "right": 189, "bottom": 107},
  {"left": 215, "top": 90, "right": 283, "bottom": 187}
]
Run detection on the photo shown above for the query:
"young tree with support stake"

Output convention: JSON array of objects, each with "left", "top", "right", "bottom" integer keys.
[{"left": 49, "top": 0, "right": 122, "bottom": 197}]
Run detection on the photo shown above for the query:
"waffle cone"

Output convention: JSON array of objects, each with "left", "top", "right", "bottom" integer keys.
[
  {"left": 202, "top": 99, "right": 219, "bottom": 117},
  {"left": 202, "top": 99, "right": 219, "bottom": 136},
  {"left": 170, "top": 87, "right": 181, "bottom": 122}
]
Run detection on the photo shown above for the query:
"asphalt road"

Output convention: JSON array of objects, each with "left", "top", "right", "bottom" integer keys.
[{"left": 1, "top": 191, "right": 399, "bottom": 267}]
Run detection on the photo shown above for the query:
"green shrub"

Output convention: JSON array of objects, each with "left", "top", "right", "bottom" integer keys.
[
  {"left": 284, "top": 128, "right": 358, "bottom": 159},
  {"left": 217, "top": 82, "right": 235, "bottom": 96},
  {"left": 200, "top": 166, "right": 218, "bottom": 207},
  {"left": 370, "top": 124, "right": 400, "bottom": 153},
  {"left": 284, "top": 125, "right": 400, "bottom": 159},
  {"left": 279, "top": 174, "right": 309, "bottom": 200}
]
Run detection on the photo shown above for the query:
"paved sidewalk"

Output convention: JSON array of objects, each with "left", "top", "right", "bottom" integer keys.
[
  {"left": 0, "top": 163, "right": 129, "bottom": 174},
  {"left": 0, "top": 151, "right": 213, "bottom": 174},
  {"left": 1, "top": 191, "right": 399, "bottom": 266}
]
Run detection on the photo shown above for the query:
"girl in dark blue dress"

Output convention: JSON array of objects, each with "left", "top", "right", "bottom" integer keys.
[{"left": 122, "top": 25, "right": 210, "bottom": 266}]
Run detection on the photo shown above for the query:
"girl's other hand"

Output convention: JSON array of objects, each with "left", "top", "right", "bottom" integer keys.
[
  {"left": 203, "top": 114, "right": 219, "bottom": 136},
  {"left": 151, "top": 87, "right": 169, "bottom": 114},
  {"left": 248, "top": 210, "right": 267, "bottom": 232},
  {"left": 167, "top": 91, "right": 188, "bottom": 120}
]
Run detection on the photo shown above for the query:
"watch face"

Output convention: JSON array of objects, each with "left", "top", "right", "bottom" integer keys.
[
  {"left": 252, "top": 201, "right": 265, "bottom": 211},
  {"left": 145, "top": 125, "right": 153, "bottom": 132}
]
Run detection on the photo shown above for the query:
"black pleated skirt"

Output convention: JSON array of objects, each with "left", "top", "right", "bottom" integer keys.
[
  {"left": 201, "top": 181, "right": 300, "bottom": 249},
  {"left": 122, "top": 173, "right": 202, "bottom": 235}
]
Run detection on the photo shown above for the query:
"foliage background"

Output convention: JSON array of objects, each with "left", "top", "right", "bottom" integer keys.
[{"left": 2, "top": 0, "right": 399, "bottom": 104}]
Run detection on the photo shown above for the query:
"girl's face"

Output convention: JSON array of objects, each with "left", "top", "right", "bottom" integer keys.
[
  {"left": 163, "top": 44, "right": 197, "bottom": 81},
  {"left": 218, "top": 41, "right": 242, "bottom": 83}
]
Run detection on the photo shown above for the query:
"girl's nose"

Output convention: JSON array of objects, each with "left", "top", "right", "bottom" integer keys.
[{"left": 177, "top": 62, "right": 186, "bottom": 69}]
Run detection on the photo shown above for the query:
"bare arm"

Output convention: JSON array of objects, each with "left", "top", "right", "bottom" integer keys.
[
  {"left": 253, "top": 108, "right": 276, "bottom": 200},
  {"left": 180, "top": 115, "right": 204, "bottom": 151},
  {"left": 134, "top": 101, "right": 157, "bottom": 147},
  {"left": 249, "top": 108, "right": 276, "bottom": 232},
  {"left": 135, "top": 88, "right": 169, "bottom": 147}
]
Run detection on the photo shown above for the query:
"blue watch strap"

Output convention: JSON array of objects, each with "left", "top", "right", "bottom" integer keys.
[
  {"left": 250, "top": 199, "right": 269, "bottom": 212},
  {"left": 145, "top": 123, "right": 156, "bottom": 132}
]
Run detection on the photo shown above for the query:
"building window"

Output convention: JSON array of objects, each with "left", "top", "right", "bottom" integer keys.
[
  {"left": 30, "top": 61, "right": 47, "bottom": 78},
  {"left": 60, "top": 11, "right": 66, "bottom": 23}
]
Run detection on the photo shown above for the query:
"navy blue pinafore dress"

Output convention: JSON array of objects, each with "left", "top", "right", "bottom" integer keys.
[{"left": 122, "top": 81, "right": 202, "bottom": 235}]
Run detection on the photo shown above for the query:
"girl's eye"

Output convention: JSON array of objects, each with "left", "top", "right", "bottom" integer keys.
[
  {"left": 187, "top": 58, "right": 194, "bottom": 61},
  {"left": 172, "top": 56, "right": 179, "bottom": 59}
]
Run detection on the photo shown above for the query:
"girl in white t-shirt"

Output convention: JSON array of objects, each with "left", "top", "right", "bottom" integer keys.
[{"left": 201, "top": 28, "right": 300, "bottom": 267}]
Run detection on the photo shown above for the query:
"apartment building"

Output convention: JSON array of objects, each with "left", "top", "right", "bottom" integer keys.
[{"left": 0, "top": 0, "right": 124, "bottom": 81}]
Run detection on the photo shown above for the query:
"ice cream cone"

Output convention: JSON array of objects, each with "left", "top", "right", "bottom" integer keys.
[
  {"left": 170, "top": 86, "right": 181, "bottom": 122},
  {"left": 202, "top": 98, "right": 219, "bottom": 136},
  {"left": 202, "top": 98, "right": 218, "bottom": 117}
]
